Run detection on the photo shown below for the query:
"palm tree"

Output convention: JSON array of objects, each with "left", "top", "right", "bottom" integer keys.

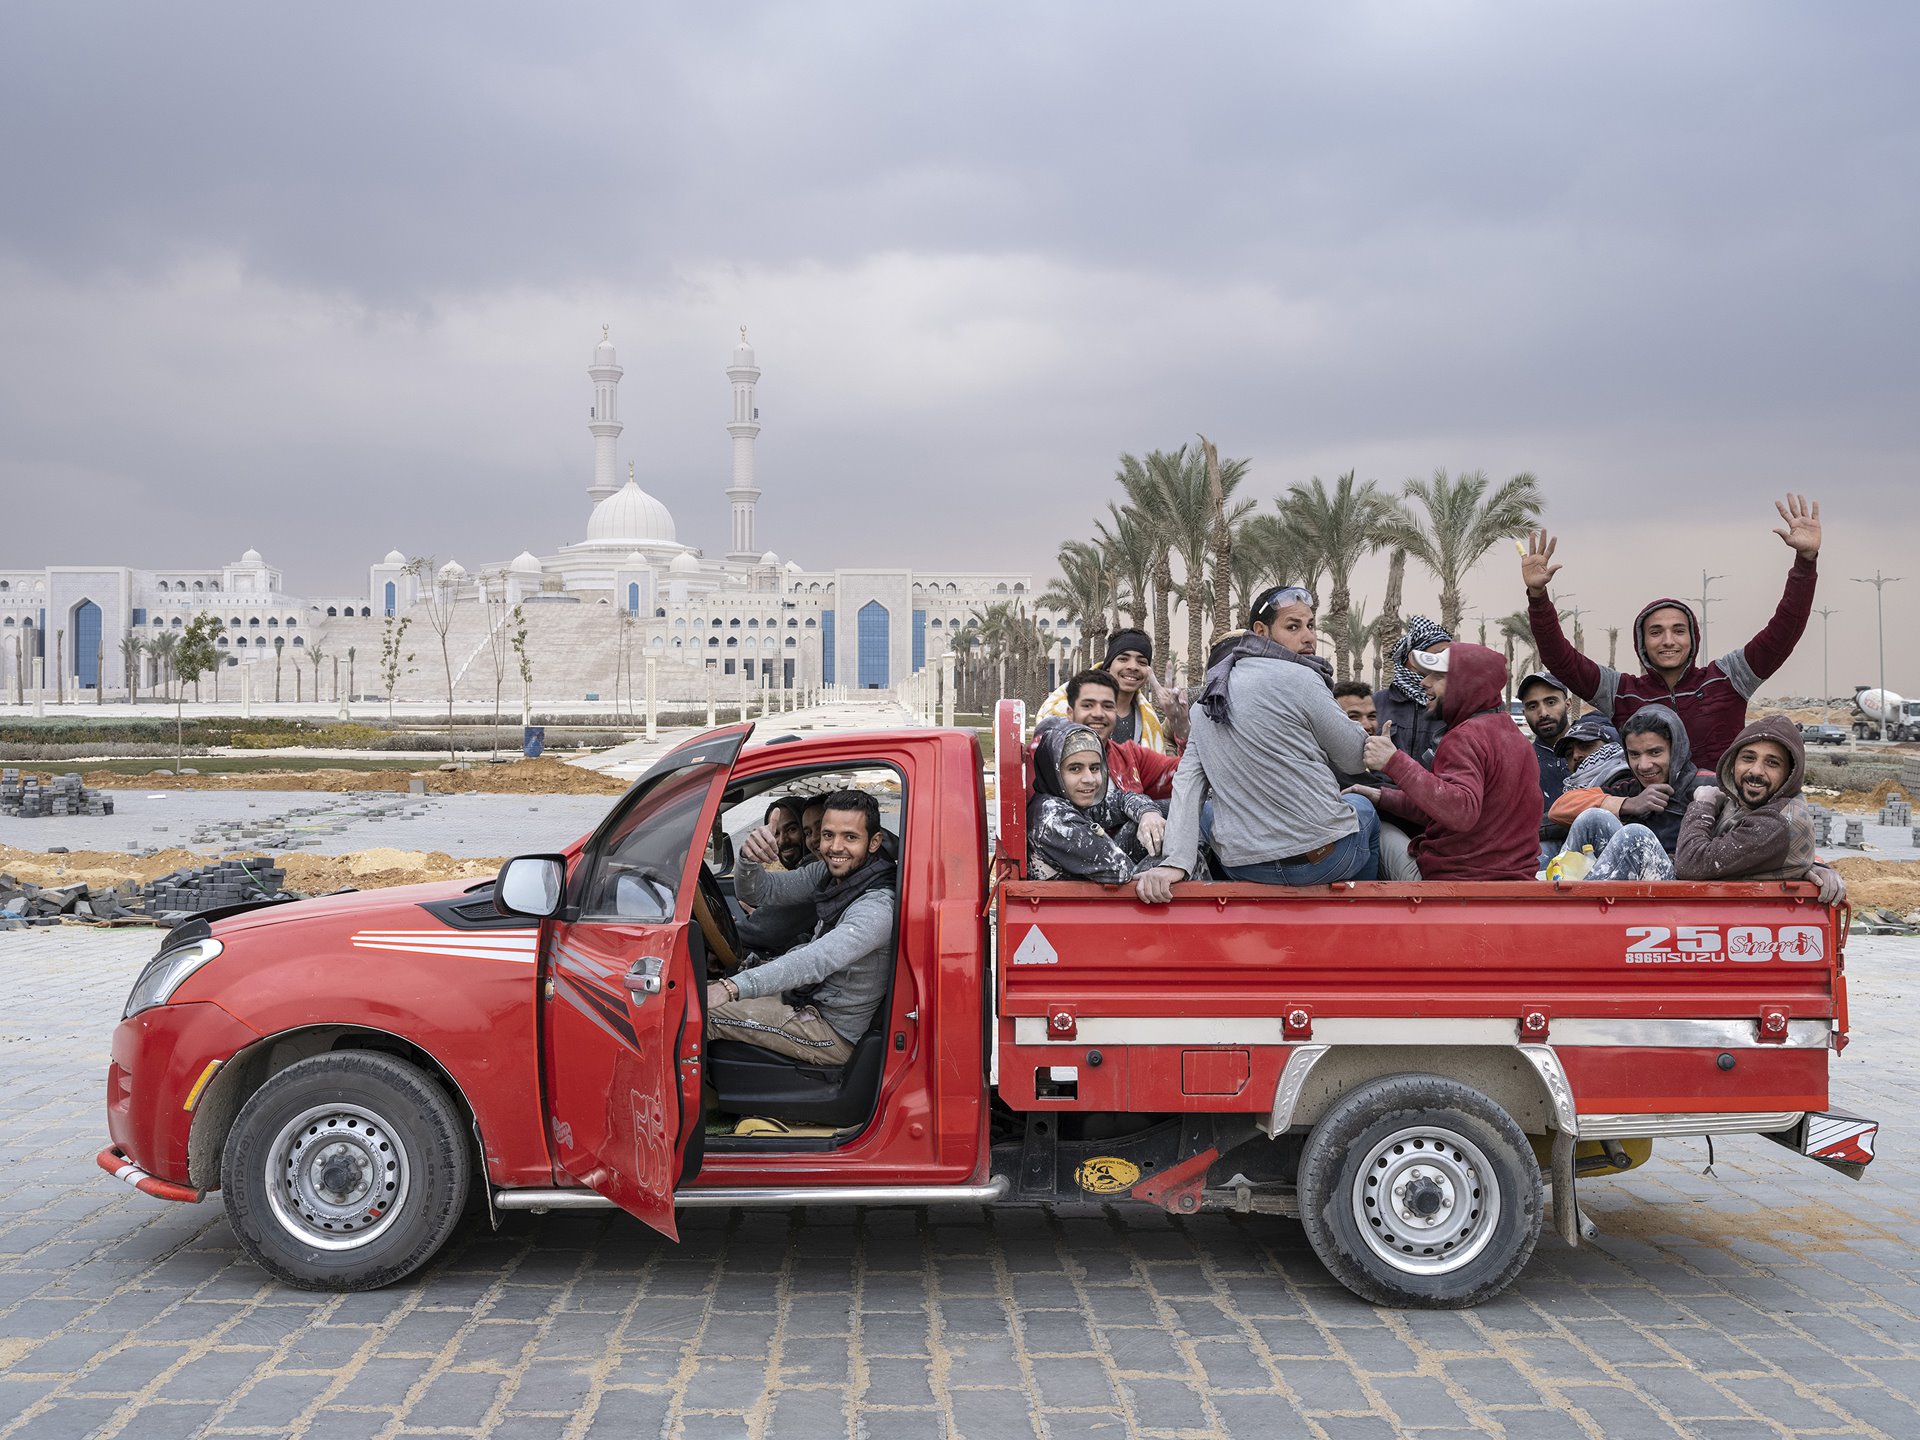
[
  {"left": 1093, "top": 503, "right": 1157, "bottom": 631},
  {"left": 148, "top": 631, "right": 180, "bottom": 701},
  {"left": 1390, "top": 469, "right": 1544, "bottom": 636},
  {"left": 1373, "top": 547, "right": 1410, "bottom": 682},
  {"left": 1607, "top": 627, "right": 1620, "bottom": 669},
  {"left": 1115, "top": 452, "right": 1179, "bottom": 662},
  {"left": 1038, "top": 540, "right": 1110, "bottom": 671},
  {"left": 1337, "top": 597, "right": 1374, "bottom": 683},
  {"left": 119, "top": 634, "right": 144, "bottom": 702},
  {"left": 308, "top": 646, "right": 326, "bottom": 707},
  {"left": 1497, "top": 611, "right": 1533, "bottom": 693},
  {"left": 1231, "top": 512, "right": 1324, "bottom": 623},
  {"left": 1281, "top": 471, "right": 1399, "bottom": 683},
  {"left": 1127, "top": 444, "right": 1254, "bottom": 682},
  {"left": 1199, "top": 437, "right": 1243, "bottom": 652}
]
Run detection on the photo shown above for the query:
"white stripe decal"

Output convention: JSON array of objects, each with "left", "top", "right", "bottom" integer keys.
[
  {"left": 1009, "top": 1015, "right": 1832, "bottom": 1049},
  {"left": 353, "top": 931, "right": 535, "bottom": 947},
  {"left": 350, "top": 940, "right": 539, "bottom": 963}
]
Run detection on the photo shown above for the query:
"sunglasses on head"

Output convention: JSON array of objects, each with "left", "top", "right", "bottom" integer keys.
[{"left": 1251, "top": 586, "right": 1315, "bottom": 624}]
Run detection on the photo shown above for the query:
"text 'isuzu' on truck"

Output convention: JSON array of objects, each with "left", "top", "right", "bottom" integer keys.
[{"left": 100, "top": 703, "right": 1879, "bottom": 1308}]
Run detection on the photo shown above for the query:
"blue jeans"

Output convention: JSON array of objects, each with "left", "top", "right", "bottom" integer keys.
[{"left": 1209, "top": 794, "right": 1382, "bottom": 885}]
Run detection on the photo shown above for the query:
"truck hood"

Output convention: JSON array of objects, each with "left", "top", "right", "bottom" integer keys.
[{"left": 207, "top": 878, "right": 489, "bottom": 939}]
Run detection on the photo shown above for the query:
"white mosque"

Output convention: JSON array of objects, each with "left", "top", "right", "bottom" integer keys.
[{"left": 0, "top": 329, "right": 1076, "bottom": 705}]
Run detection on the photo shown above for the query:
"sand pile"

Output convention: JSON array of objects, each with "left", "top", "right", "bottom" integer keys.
[
  {"left": 66, "top": 758, "right": 625, "bottom": 797},
  {"left": 1830, "top": 859, "right": 1920, "bottom": 915},
  {"left": 0, "top": 843, "right": 503, "bottom": 896}
]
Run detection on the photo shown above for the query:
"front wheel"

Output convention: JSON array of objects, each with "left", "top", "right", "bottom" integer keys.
[
  {"left": 1296, "top": 1074, "right": 1541, "bottom": 1308},
  {"left": 220, "top": 1051, "right": 470, "bottom": 1290}
]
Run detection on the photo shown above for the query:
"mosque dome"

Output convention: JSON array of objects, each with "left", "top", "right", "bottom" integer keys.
[
  {"left": 240, "top": 547, "right": 264, "bottom": 565},
  {"left": 509, "top": 550, "right": 542, "bottom": 574},
  {"left": 784, "top": 560, "right": 803, "bottom": 574},
  {"left": 759, "top": 550, "right": 779, "bottom": 567},
  {"left": 624, "top": 550, "right": 647, "bottom": 566},
  {"left": 383, "top": 549, "right": 407, "bottom": 566},
  {"left": 594, "top": 325, "right": 617, "bottom": 363},
  {"left": 732, "top": 328, "right": 756, "bottom": 369},
  {"left": 587, "top": 478, "right": 676, "bottom": 545},
  {"left": 439, "top": 560, "right": 466, "bottom": 578},
  {"left": 670, "top": 551, "right": 701, "bottom": 575}
]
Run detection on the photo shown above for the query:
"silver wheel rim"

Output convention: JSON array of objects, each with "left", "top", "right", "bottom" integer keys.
[
  {"left": 1350, "top": 1124, "right": 1500, "bottom": 1275},
  {"left": 264, "top": 1102, "right": 411, "bottom": 1251}
]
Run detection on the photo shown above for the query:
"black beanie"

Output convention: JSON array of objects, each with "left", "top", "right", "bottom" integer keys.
[{"left": 1103, "top": 629, "right": 1153, "bottom": 667}]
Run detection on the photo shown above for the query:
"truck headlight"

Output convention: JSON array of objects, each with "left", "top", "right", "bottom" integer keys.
[{"left": 123, "top": 938, "right": 225, "bottom": 1019}]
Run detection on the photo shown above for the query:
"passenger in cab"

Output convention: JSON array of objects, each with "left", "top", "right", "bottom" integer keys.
[
  {"left": 1136, "top": 591, "right": 1378, "bottom": 902},
  {"left": 799, "top": 798, "right": 827, "bottom": 861},
  {"left": 1065, "top": 668, "right": 1178, "bottom": 800},
  {"left": 1520, "top": 494, "right": 1822, "bottom": 768},
  {"left": 1549, "top": 706, "right": 1699, "bottom": 864},
  {"left": 1036, "top": 628, "right": 1181, "bottom": 751},
  {"left": 706, "top": 790, "right": 896, "bottom": 1065},
  {"left": 736, "top": 796, "right": 817, "bottom": 954},
  {"left": 1374, "top": 617, "right": 1452, "bottom": 769},
  {"left": 1348, "top": 643, "right": 1542, "bottom": 880},
  {"left": 1676, "top": 716, "right": 1845, "bottom": 902},
  {"left": 1027, "top": 718, "right": 1165, "bottom": 883}
]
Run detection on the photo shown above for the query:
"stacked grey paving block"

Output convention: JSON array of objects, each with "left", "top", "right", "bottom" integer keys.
[
  {"left": 1882, "top": 791, "right": 1912, "bottom": 827},
  {"left": 140, "top": 858, "right": 287, "bottom": 917},
  {"left": 0, "top": 770, "right": 112, "bottom": 818},
  {"left": 1811, "top": 804, "right": 1834, "bottom": 845}
]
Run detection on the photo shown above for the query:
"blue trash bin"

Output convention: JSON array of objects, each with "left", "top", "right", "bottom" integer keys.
[{"left": 522, "top": 726, "right": 545, "bottom": 759}]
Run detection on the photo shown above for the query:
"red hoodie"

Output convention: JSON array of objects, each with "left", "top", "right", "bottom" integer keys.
[{"left": 1376, "top": 643, "right": 1544, "bottom": 880}]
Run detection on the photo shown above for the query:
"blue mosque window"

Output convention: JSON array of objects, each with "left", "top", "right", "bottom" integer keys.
[
  {"left": 73, "top": 600, "right": 101, "bottom": 687},
  {"left": 821, "top": 612, "right": 835, "bottom": 679},
  {"left": 627, "top": 582, "right": 639, "bottom": 613},
  {"left": 912, "top": 610, "right": 926, "bottom": 671},
  {"left": 857, "top": 601, "right": 889, "bottom": 689},
  {"left": 384, "top": 581, "right": 396, "bottom": 617}
]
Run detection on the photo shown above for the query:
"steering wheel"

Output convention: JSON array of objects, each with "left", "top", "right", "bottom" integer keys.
[{"left": 693, "top": 862, "right": 741, "bottom": 973}]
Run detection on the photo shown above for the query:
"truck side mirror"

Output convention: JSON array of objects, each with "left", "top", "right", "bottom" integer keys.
[{"left": 495, "top": 855, "right": 566, "bottom": 919}]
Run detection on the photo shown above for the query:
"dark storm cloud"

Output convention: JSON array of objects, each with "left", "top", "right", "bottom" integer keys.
[{"left": 0, "top": 2, "right": 1915, "bottom": 695}]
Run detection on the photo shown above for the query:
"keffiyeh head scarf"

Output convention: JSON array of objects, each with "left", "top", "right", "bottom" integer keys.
[{"left": 1390, "top": 616, "right": 1453, "bottom": 704}]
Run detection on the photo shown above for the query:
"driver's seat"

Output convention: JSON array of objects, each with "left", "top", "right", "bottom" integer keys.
[{"left": 704, "top": 1021, "right": 888, "bottom": 1128}]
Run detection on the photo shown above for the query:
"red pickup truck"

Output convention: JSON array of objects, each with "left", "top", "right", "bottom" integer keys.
[{"left": 99, "top": 702, "right": 1878, "bottom": 1308}]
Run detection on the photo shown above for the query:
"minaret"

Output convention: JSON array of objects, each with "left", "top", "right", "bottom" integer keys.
[
  {"left": 588, "top": 324, "right": 623, "bottom": 504},
  {"left": 725, "top": 327, "right": 762, "bottom": 563}
]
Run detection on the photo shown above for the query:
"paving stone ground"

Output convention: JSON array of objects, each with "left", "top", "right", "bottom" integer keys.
[{"left": 3, "top": 928, "right": 1919, "bottom": 1439}]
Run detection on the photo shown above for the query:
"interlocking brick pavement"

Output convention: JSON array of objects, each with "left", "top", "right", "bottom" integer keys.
[{"left": 3, "top": 927, "right": 1918, "bottom": 1438}]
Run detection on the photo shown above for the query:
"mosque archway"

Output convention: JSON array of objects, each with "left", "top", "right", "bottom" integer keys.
[{"left": 70, "top": 599, "right": 102, "bottom": 687}]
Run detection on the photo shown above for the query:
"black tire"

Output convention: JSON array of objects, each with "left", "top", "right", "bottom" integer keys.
[
  {"left": 1296, "top": 1073, "right": 1541, "bottom": 1309},
  {"left": 219, "top": 1050, "right": 470, "bottom": 1291}
]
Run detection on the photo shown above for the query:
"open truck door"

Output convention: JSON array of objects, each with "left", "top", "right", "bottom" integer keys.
[{"left": 538, "top": 724, "right": 752, "bottom": 1239}]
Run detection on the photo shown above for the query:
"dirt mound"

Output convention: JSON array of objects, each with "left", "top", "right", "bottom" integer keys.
[
  {"left": 77, "top": 758, "right": 625, "bottom": 796},
  {"left": 281, "top": 850, "right": 503, "bottom": 892},
  {"left": 1830, "top": 859, "right": 1920, "bottom": 915},
  {"left": 0, "top": 843, "right": 503, "bottom": 895}
]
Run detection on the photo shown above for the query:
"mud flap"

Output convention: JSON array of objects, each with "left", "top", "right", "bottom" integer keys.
[
  {"left": 1549, "top": 1130, "right": 1597, "bottom": 1248},
  {"left": 1766, "top": 1111, "right": 1879, "bottom": 1181}
]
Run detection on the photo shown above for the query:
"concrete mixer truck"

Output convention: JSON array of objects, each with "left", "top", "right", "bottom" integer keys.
[{"left": 1852, "top": 687, "right": 1920, "bottom": 741}]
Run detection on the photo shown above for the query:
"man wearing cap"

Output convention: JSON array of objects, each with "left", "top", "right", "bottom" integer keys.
[
  {"left": 1517, "top": 671, "right": 1573, "bottom": 804},
  {"left": 1350, "top": 642, "right": 1543, "bottom": 881},
  {"left": 1036, "top": 628, "right": 1181, "bottom": 752}
]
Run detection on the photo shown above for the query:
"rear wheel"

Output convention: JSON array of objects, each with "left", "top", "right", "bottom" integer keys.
[
  {"left": 220, "top": 1051, "right": 470, "bottom": 1290},
  {"left": 1297, "top": 1074, "right": 1541, "bottom": 1308}
]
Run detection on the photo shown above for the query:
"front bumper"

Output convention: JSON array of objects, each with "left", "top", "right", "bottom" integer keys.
[{"left": 105, "top": 1000, "right": 261, "bottom": 1194}]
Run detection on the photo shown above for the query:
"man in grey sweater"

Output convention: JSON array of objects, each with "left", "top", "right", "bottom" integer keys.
[
  {"left": 1137, "top": 629, "right": 1379, "bottom": 902},
  {"left": 706, "top": 790, "right": 897, "bottom": 1065}
]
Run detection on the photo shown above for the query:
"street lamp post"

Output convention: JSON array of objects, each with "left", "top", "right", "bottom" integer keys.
[
  {"left": 1851, "top": 572, "right": 1903, "bottom": 742},
  {"left": 1812, "top": 606, "right": 1839, "bottom": 730},
  {"left": 1696, "top": 571, "right": 1725, "bottom": 656}
]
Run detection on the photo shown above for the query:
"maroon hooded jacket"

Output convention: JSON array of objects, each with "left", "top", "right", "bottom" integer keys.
[
  {"left": 1376, "top": 643, "right": 1544, "bottom": 880},
  {"left": 1528, "top": 556, "right": 1816, "bottom": 770}
]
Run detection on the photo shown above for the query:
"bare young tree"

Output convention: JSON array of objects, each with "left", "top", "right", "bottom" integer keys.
[
  {"left": 509, "top": 606, "right": 532, "bottom": 726},
  {"left": 406, "top": 558, "right": 461, "bottom": 764},
  {"left": 481, "top": 571, "right": 514, "bottom": 761},
  {"left": 379, "top": 616, "right": 414, "bottom": 721}
]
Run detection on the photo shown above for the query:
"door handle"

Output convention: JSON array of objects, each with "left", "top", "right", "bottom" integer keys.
[{"left": 626, "top": 955, "right": 666, "bottom": 1000}]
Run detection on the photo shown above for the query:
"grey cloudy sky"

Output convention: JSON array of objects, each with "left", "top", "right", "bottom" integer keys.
[{"left": 2, "top": 3, "right": 1914, "bottom": 696}]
